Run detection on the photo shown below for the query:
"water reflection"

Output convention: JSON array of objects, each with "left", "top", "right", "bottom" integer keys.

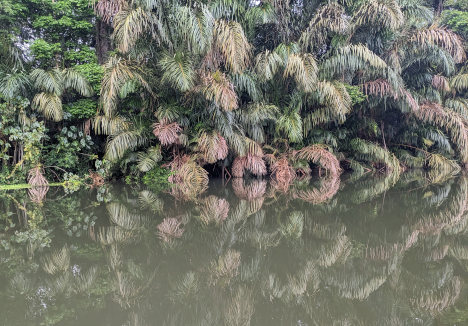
[{"left": 1, "top": 175, "right": 468, "bottom": 325}]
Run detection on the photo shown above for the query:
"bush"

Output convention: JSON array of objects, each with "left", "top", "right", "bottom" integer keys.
[{"left": 142, "top": 166, "right": 172, "bottom": 192}]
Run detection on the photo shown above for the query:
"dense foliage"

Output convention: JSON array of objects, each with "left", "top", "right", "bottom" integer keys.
[{"left": 1, "top": 0, "right": 468, "bottom": 186}]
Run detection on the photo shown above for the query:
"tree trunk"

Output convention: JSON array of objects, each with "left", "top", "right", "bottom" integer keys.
[
  {"left": 435, "top": 0, "right": 444, "bottom": 16},
  {"left": 95, "top": 19, "right": 112, "bottom": 64}
]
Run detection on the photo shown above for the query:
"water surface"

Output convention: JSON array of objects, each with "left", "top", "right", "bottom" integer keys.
[{"left": 1, "top": 174, "right": 468, "bottom": 325}]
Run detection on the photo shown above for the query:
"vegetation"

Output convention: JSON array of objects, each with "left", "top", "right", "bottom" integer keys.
[
  {"left": 0, "top": 173, "right": 468, "bottom": 324},
  {"left": 1, "top": 0, "right": 468, "bottom": 188}
]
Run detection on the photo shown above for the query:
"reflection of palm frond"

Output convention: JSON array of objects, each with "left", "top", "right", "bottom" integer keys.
[
  {"left": 210, "top": 250, "right": 241, "bottom": 285},
  {"left": 42, "top": 246, "right": 70, "bottom": 275},
  {"left": 94, "top": 226, "right": 137, "bottom": 245},
  {"left": 157, "top": 218, "right": 184, "bottom": 242},
  {"left": 169, "top": 271, "right": 199, "bottom": 302},
  {"left": 107, "top": 202, "right": 149, "bottom": 230},
  {"left": 199, "top": 195, "right": 230, "bottom": 225},
  {"left": 224, "top": 286, "right": 254, "bottom": 326},
  {"left": 138, "top": 190, "right": 164, "bottom": 212},
  {"left": 74, "top": 266, "right": 98, "bottom": 293}
]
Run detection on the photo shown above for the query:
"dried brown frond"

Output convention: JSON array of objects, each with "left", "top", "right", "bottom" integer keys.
[
  {"left": 157, "top": 218, "right": 184, "bottom": 242},
  {"left": 270, "top": 157, "right": 295, "bottom": 191},
  {"left": 360, "top": 79, "right": 397, "bottom": 99},
  {"left": 201, "top": 48, "right": 224, "bottom": 71},
  {"left": 411, "top": 26, "right": 466, "bottom": 63},
  {"left": 198, "top": 131, "right": 228, "bottom": 164},
  {"left": 152, "top": 120, "right": 182, "bottom": 146},
  {"left": 246, "top": 155, "right": 267, "bottom": 176},
  {"left": 198, "top": 70, "right": 238, "bottom": 111},
  {"left": 93, "top": 0, "right": 125, "bottom": 23},
  {"left": 168, "top": 155, "right": 209, "bottom": 199},
  {"left": 432, "top": 75, "right": 450, "bottom": 92},
  {"left": 200, "top": 196, "right": 230, "bottom": 224},
  {"left": 401, "top": 88, "right": 419, "bottom": 112},
  {"left": 293, "top": 145, "right": 341, "bottom": 176},
  {"left": 232, "top": 156, "right": 247, "bottom": 178},
  {"left": 28, "top": 166, "right": 49, "bottom": 203},
  {"left": 231, "top": 155, "right": 266, "bottom": 178},
  {"left": 360, "top": 79, "right": 418, "bottom": 111}
]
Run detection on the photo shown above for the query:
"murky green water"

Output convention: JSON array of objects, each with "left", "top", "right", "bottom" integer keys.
[{"left": 1, "top": 174, "right": 468, "bottom": 325}]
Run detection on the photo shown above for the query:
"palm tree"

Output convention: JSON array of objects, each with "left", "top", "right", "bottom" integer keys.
[
  {"left": 88, "top": 0, "right": 467, "bottom": 184},
  {"left": 30, "top": 68, "right": 93, "bottom": 122}
]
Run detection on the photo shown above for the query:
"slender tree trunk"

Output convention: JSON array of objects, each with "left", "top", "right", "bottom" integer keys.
[
  {"left": 435, "top": 0, "right": 444, "bottom": 16},
  {"left": 95, "top": 19, "right": 112, "bottom": 64}
]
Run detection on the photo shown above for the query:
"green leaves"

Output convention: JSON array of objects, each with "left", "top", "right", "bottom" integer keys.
[
  {"left": 354, "top": 0, "right": 404, "bottom": 30},
  {"left": 159, "top": 52, "right": 195, "bottom": 92},
  {"left": 277, "top": 109, "right": 303, "bottom": 143},
  {"left": 29, "top": 68, "right": 93, "bottom": 122},
  {"left": 112, "top": 7, "right": 155, "bottom": 54}
]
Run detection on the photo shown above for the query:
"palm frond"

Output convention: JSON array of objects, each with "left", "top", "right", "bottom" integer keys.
[
  {"left": 450, "top": 74, "right": 468, "bottom": 93},
  {"left": 277, "top": 109, "right": 302, "bottom": 142},
  {"left": 113, "top": 7, "right": 156, "bottom": 53},
  {"left": 445, "top": 98, "right": 468, "bottom": 119},
  {"left": 30, "top": 68, "right": 63, "bottom": 95},
  {"left": 350, "top": 138, "right": 400, "bottom": 172},
  {"left": 173, "top": 5, "right": 214, "bottom": 54},
  {"left": 105, "top": 125, "right": 150, "bottom": 161},
  {"left": 100, "top": 56, "right": 150, "bottom": 116},
  {"left": 137, "top": 146, "right": 162, "bottom": 172},
  {"left": 300, "top": 2, "right": 349, "bottom": 51},
  {"left": 159, "top": 52, "right": 195, "bottom": 92},
  {"left": 321, "top": 44, "right": 388, "bottom": 78},
  {"left": 306, "top": 81, "right": 352, "bottom": 127},
  {"left": 213, "top": 19, "right": 251, "bottom": 74},
  {"left": 416, "top": 102, "right": 468, "bottom": 163},
  {"left": 231, "top": 71, "right": 262, "bottom": 102},
  {"left": 63, "top": 69, "right": 93, "bottom": 97},
  {"left": 411, "top": 26, "right": 466, "bottom": 64},
  {"left": 199, "top": 70, "right": 238, "bottom": 111},
  {"left": 284, "top": 53, "right": 318, "bottom": 92},
  {"left": 245, "top": 3, "right": 276, "bottom": 26},
  {"left": 354, "top": 0, "right": 404, "bottom": 30},
  {"left": 255, "top": 50, "right": 283, "bottom": 81},
  {"left": 236, "top": 103, "right": 279, "bottom": 143},
  {"left": 32, "top": 92, "right": 63, "bottom": 121},
  {"left": 293, "top": 145, "right": 341, "bottom": 176},
  {"left": 432, "top": 75, "right": 450, "bottom": 92},
  {"left": 0, "top": 72, "right": 30, "bottom": 100},
  {"left": 152, "top": 120, "right": 182, "bottom": 146},
  {"left": 94, "top": 115, "right": 131, "bottom": 135},
  {"left": 197, "top": 131, "right": 228, "bottom": 163}
]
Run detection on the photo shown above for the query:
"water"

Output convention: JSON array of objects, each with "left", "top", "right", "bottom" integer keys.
[{"left": 1, "top": 173, "right": 468, "bottom": 325}]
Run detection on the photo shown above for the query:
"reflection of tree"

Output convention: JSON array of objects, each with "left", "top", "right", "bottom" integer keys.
[{"left": 2, "top": 176, "right": 468, "bottom": 324}]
